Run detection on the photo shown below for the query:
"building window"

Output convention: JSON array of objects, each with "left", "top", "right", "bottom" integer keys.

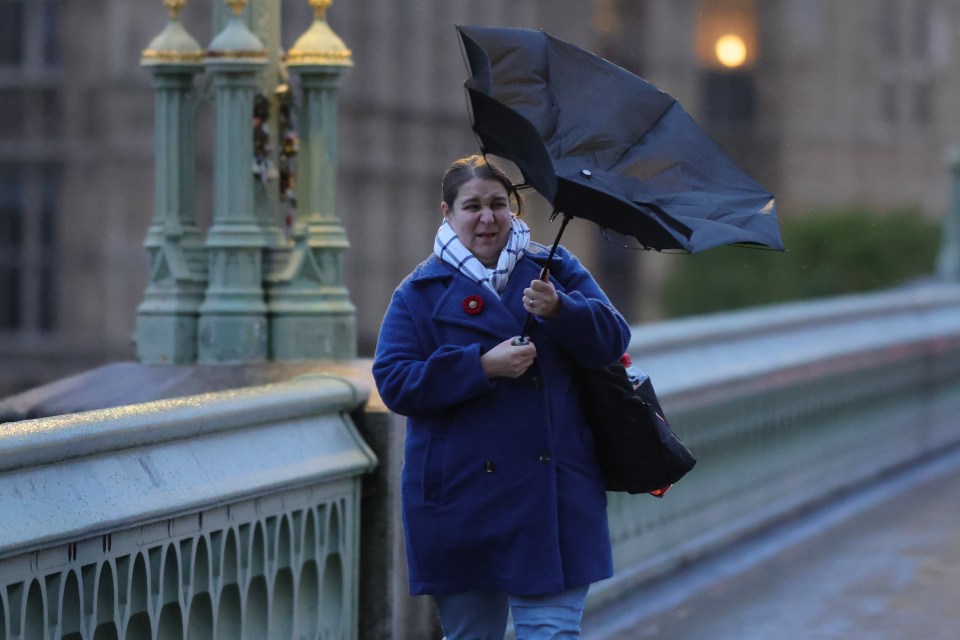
[
  {"left": 913, "top": 81, "right": 933, "bottom": 125},
  {"left": 0, "top": 0, "right": 61, "bottom": 67},
  {"left": 701, "top": 70, "right": 756, "bottom": 127},
  {"left": 0, "top": 164, "right": 60, "bottom": 332},
  {"left": 880, "top": 82, "right": 899, "bottom": 123},
  {"left": 0, "top": 0, "right": 62, "bottom": 334},
  {"left": 696, "top": 0, "right": 758, "bottom": 129},
  {"left": 878, "top": 0, "right": 900, "bottom": 58},
  {"left": 42, "top": 0, "right": 61, "bottom": 67},
  {"left": 0, "top": 90, "right": 24, "bottom": 137},
  {"left": 912, "top": 0, "right": 932, "bottom": 60},
  {"left": 875, "top": 0, "right": 940, "bottom": 128},
  {"left": 0, "top": 166, "right": 22, "bottom": 330},
  {"left": 0, "top": 0, "right": 25, "bottom": 66}
]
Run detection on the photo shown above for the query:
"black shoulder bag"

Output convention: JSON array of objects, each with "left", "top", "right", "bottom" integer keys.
[{"left": 577, "top": 363, "right": 696, "bottom": 495}]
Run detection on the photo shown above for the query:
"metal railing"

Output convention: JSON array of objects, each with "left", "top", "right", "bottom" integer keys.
[
  {"left": 593, "top": 282, "right": 960, "bottom": 609},
  {"left": 0, "top": 376, "right": 375, "bottom": 640}
]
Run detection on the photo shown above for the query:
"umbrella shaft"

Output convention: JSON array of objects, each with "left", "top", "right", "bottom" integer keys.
[{"left": 519, "top": 212, "right": 570, "bottom": 339}]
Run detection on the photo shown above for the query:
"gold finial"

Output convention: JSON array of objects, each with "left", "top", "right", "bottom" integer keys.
[
  {"left": 226, "top": 0, "right": 247, "bottom": 17},
  {"left": 143, "top": 0, "right": 203, "bottom": 64},
  {"left": 310, "top": 0, "right": 333, "bottom": 20},
  {"left": 163, "top": 0, "right": 185, "bottom": 20},
  {"left": 206, "top": 0, "right": 266, "bottom": 58},
  {"left": 287, "top": 0, "right": 352, "bottom": 66}
]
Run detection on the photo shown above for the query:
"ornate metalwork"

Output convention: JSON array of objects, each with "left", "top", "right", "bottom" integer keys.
[
  {"left": 0, "top": 376, "right": 375, "bottom": 638},
  {"left": 0, "top": 488, "right": 359, "bottom": 639},
  {"left": 139, "top": 0, "right": 355, "bottom": 362},
  {"left": 142, "top": 0, "right": 204, "bottom": 65},
  {"left": 226, "top": 0, "right": 247, "bottom": 17},
  {"left": 287, "top": 0, "right": 353, "bottom": 67},
  {"left": 137, "top": 3, "right": 206, "bottom": 363},
  {"left": 140, "top": 49, "right": 205, "bottom": 62},
  {"left": 164, "top": 0, "right": 186, "bottom": 19},
  {"left": 198, "top": 7, "right": 272, "bottom": 362},
  {"left": 310, "top": 0, "right": 333, "bottom": 18}
]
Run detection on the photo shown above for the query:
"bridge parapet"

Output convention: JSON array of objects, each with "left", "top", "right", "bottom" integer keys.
[
  {"left": 0, "top": 376, "right": 375, "bottom": 640},
  {"left": 4, "top": 285, "right": 960, "bottom": 637},
  {"left": 595, "top": 282, "right": 960, "bottom": 610}
]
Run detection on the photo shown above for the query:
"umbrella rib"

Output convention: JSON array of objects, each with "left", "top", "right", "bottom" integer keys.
[{"left": 607, "top": 100, "right": 679, "bottom": 175}]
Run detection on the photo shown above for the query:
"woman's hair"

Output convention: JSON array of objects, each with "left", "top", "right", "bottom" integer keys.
[{"left": 441, "top": 154, "right": 523, "bottom": 216}]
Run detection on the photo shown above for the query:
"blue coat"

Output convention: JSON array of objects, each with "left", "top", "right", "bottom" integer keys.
[{"left": 372, "top": 243, "right": 631, "bottom": 596}]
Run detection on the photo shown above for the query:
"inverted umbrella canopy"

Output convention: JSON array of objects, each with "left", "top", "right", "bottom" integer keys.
[{"left": 457, "top": 25, "right": 784, "bottom": 253}]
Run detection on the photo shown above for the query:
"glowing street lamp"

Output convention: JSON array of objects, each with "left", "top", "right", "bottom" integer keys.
[{"left": 715, "top": 33, "right": 747, "bottom": 68}]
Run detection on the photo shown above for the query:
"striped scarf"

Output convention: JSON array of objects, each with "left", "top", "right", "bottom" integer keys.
[{"left": 434, "top": 216, "right": 531, "bottom": 295}]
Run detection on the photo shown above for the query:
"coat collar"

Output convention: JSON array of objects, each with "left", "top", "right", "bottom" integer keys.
[{"left": 411, "top": 243, "right": 562, "bottom": 341}]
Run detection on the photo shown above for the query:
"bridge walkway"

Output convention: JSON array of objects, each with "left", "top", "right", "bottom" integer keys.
[{"left": 583, "top": 448, "right": 960, "bottom": 640}]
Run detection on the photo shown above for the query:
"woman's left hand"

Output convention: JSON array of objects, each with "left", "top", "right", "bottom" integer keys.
[{"left": 523, "top": 278, "right": 561, "bottom": 319}]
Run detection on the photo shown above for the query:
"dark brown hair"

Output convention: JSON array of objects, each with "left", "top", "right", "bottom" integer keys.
[{"left": 441, "top": 154, "right": 523, "bottom": 216}]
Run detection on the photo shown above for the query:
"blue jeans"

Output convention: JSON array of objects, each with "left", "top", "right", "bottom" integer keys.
[{"left": 436, "top": 585, "right": 589, "bottom": 640}]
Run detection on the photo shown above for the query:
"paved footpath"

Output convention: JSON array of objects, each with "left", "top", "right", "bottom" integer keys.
[{"left": 582, "top": 448, "right": 960, "bottom": 640}]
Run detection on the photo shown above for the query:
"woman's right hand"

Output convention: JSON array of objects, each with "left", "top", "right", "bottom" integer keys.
[{"left": 481, "top": 338, "right": 537, "bottom": 379}]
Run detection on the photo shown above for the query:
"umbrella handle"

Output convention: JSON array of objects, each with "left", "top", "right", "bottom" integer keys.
[{"left": 517, "top": 211, "right": 571, "bottom": 341}]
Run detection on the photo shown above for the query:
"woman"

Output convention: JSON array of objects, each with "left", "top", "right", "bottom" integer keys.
[{"left": 373, "top": 155, "right": 631, "bottom": 639}]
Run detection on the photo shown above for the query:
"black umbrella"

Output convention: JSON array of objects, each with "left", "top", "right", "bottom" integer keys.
[{"left": 457, "top": 25, "right": 784, "bottom": 259}]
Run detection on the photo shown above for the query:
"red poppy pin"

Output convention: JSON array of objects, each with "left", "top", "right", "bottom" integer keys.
[{"left": 462, "top": 295, "right": 484, "bottom": 315}]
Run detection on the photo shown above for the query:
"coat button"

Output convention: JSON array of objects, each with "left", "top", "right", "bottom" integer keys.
[
  {"left": 484, "top": 460, "right": 497, "bottom": 473},
  {"left": 531, "top": 376, "right": 541, "bottom": 389},
  {"left": 539, "top": 453, "right": 552, "bottom": 464}
]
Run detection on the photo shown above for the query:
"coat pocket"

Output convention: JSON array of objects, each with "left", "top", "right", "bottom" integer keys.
[{"left": 422, "top": 434, "right": 447, "bottom": 505}]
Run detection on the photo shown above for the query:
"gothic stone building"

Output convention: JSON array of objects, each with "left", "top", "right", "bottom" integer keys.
[{"left": 1, "top": 0, "right": 958, "bottom": 396}]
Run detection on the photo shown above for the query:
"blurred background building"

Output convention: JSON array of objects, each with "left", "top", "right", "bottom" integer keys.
[{"left": 2, "top": 0, "right": 958, "bottom": 396}]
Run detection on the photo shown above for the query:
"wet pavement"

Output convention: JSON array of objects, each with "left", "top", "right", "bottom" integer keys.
[{"left": 582, "top": 448, "right": 960, "bottom": 640}]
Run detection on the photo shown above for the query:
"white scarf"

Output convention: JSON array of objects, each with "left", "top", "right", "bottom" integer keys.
[{"left": 434, "top": 216, "right": 531, "bottom": 295}]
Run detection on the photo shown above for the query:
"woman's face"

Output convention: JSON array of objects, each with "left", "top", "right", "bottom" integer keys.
[{"left": 441, "top": 178, "right": 511, "bottom": 268}]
